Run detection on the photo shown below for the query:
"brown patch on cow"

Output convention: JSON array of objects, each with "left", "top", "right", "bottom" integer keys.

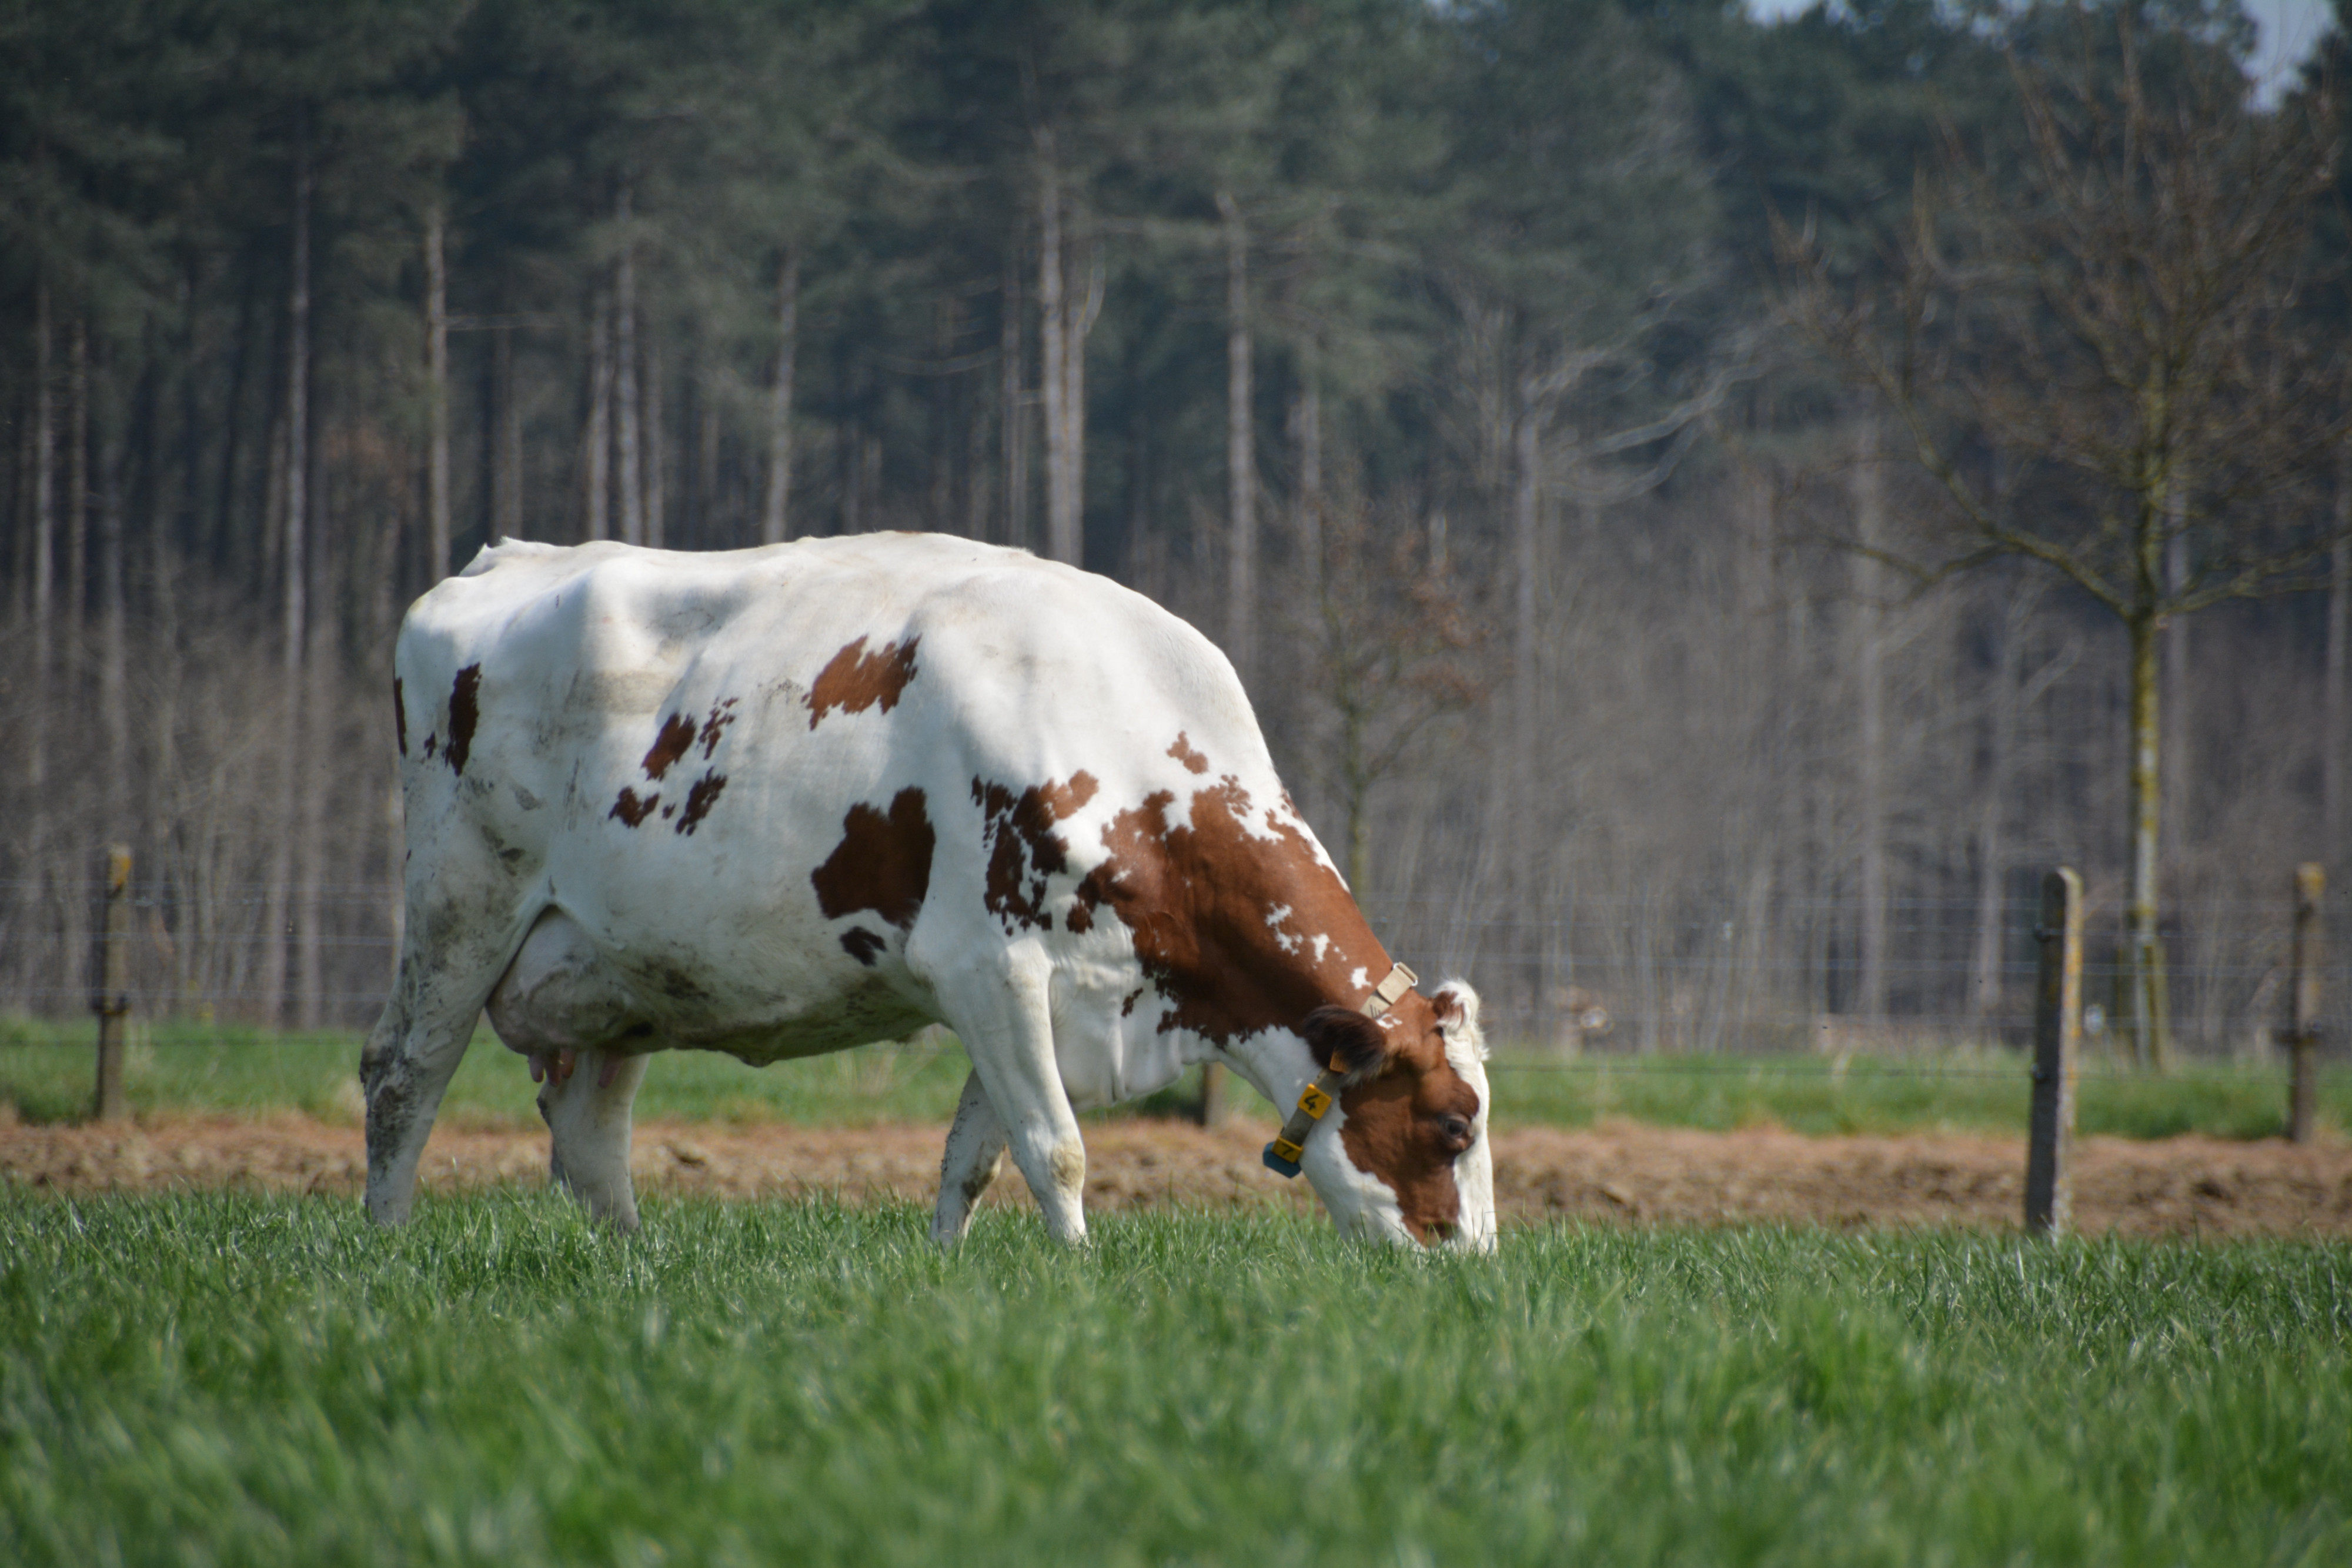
[
  {"left": 1070, "top": 777, "right": 1380, "bottom": 1044},
  {"left": 807, "top": 636, "right": 921, "bottom": 729},
  {"left": 973, "top": 772, "right": 1100, "bottom": 932},
  {"left": 1335, "top": 994, "right": 1480, "bottom": 1243},
  {"left": 675, "top": 771, "right": 728, "bottom": 836},
  {"left": 811, "top": 787, "right": 936, "bottom": 930},
  {"left": 660, "top": 804, "right": 675, "bottom": 820},
  {"left": 446, "top": 664, "right": 483, "bottom": 775},
  {"left": 642, "top": 713, "right": 699, "bottom": 780},
  {"left": 610, "top": 788, "right": 659, "bottom": 827},
  {"left": 1167, "top": 733, "right": 1210, "bottom": 774},
  {"left": 1065, "top": 771, "right": 1473, "bottom": 1234},
  {"left": 423, "top": 734, "right": 437, "bottom": 759},
  {"left": 393, "top": 678, "right": 407, "bottom": 757},
  {"left": 839, "top": 928, "right": 887, "bottom": 967},
  {"left": 699, "top": 698, "right": 739, "bottom": 758}
]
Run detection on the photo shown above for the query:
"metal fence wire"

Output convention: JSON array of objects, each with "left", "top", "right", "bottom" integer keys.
[{"left": 5, "top": 871, "right": 2348, "bottom": 1063}]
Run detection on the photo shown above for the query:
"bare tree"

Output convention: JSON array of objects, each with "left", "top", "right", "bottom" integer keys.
[
  {"left": 1291, "top": 489, "right": 1486, "bottom": 896},
  {"left": 1782, "top": 11, "right": 2347, "bottom": 1066}
]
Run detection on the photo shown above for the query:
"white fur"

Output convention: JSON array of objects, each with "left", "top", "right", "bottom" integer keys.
[{"left": 1435, "top": 981, "right": 1498, "bottom": 1252}]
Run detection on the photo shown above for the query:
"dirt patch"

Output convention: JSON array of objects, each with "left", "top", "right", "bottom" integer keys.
[{"left": 5, "top": 1114, "right": 2351, "bottom": 1238}]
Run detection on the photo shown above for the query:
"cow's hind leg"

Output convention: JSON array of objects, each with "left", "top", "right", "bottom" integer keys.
[
  {"left": 926, "top": 946, "right": 1089, "bottom": 1246},
  {"left": 538, "top": 1048, "right": 652, "bottom": 1231},
  {"left": 931, "top": 1069, "right": 1008, "bottom": 1247},
  {"left": 362, "top": 950, "right": 509, "bottom": 1225}
]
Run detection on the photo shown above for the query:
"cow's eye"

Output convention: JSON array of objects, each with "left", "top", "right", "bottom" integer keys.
[{"left": 1436, "top": 1114, "right": 1474, "bottom": 1151}]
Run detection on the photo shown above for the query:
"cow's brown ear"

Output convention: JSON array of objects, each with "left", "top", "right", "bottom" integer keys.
[{"left": 1301, "top": 1005, "right": 1391, "bottom": 1078}]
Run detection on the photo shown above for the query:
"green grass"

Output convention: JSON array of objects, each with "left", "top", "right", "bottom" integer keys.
[
  {"left": 4, "top": 1015, "right": 2344, "bottom": 1140},
  {"left": 2, "top": 1195, "right": 2346, "bottom": 1566}
]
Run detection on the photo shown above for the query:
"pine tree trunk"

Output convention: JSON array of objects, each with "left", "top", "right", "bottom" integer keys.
[
  {"left": 583, "top": 288, "right": 612, "bottom": 541},
  {"left": 614, "top": 193, "right": 643, "bottom": 547},
  {"left": 493, "top": 326, "right": 522, "bottom": 540},
  {"left": 762, "top": 252, "right": 799, "bottom": 545},
  {"left": 425, "top": 207, "right": 452, "bottom": 579},
  {"left": 696, "top": 389, "right": 720, "bottom": 547},
  {"left": 99, "top": 396, "right": 128, "bottom": 841},
  {"left": 1060, "top": 253, "right": 1091, "bottom": 563},
  {"left": 1000, "top": 259, "right": 1025, "bottom": 550},
  {"left": 262, "top": 145, "right": 312, "bottom": 1026},
  {"left": 2324, "top": 444, "right": 2348, "bottom": 870},
  {"left": 643, "top": 336, "right": 664, "bottom": 548},
  {"left": 56, "top": 324, "right": 100, "bottom": 1025},
  {"left": 142, "top": 320, "right": 179, "bottom": 863},
  {"left": 1037, "top": 159, "right": 1072, "bottom": 564},
  {"left": 295, "top": 626, "right": 330, "bottom": 1028},
  {"left": 67, "top": 317, "right": 88, "bottom": 653},
  {"left": 1851, "top": 405, "right": 1889, "bottom": 1024},
  {"left": 23, "top": 280, "right": 54, "bottom": 1004},
  {"left": 28, "top": 279, "right": 53, "bottom": 800},
  {"left": 146, "top": 423, "right": 182, "bottom": 987},
  {"left": 964, "top": 349, "right": 991, "bottom": 541},
  {"left": 1217, "top": 192, "right": 1255, "bottom": 682},
  {"left": 928, "top": 296, "right": 955, "bottom": 529}
]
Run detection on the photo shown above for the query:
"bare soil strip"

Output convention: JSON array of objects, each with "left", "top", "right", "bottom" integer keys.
[{"left": 6, "top": 1114, "right": 2351, "bottom": 1238}]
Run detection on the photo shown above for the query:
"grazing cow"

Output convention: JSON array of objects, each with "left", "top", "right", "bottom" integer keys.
[{"left": 361, "top": 534, "right": 1494, "bottom": 1249}]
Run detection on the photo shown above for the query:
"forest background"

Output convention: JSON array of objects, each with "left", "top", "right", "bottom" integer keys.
[{"left": 3, "top": 0, "right": 2348, "bottom": 1060}]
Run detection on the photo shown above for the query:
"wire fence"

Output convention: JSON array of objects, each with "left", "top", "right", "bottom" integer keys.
[{"left": 4, "top": 872, "right": 2349, "bottom": 1063}]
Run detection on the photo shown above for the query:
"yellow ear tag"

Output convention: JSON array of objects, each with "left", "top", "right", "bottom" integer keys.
[{"left": 1299, "top": 1083, "right": 1332, "bottom": 1120}]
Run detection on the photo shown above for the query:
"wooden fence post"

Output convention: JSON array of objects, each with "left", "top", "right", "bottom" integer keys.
[
  {"left": 91, "top": 844, "right": 133, "bottom": 1123},
  {"left": 2025, "top": 867, "right": 2083, "bottom": 1236},
  {"left": 2288, "top": 863, "right": 2324, "bottom": 1145},
  {"left": 1197, "top": 1061, "right": 1226, "bottom": 1126}
]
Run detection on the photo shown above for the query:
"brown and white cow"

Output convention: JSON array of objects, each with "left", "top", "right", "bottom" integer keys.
[{"left": 361, "top": 533, "right": 1494, "bottom": 1248}]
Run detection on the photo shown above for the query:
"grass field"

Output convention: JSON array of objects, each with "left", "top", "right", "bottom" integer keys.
[
  {"left": 2, "top": 1193, "right": 2346, "bottom": 1566},
  {"left": 4, "top": 1015, "right": 2346, "bottom": 1141}
]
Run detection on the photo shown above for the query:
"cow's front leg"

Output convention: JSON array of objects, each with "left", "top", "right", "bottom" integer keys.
[
  {"left": 931, "top": 1069, "right": 1009, "bottom": 1247},
  {"left": 537, "top": 1048, "right": 651, "bottom": 1231},
  {"left": 927, "top": 947, "right": 1089, "bottom": 1246}
]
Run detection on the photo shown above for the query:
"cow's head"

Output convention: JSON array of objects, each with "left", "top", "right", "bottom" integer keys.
[{"left": 1295, "top": 981, "right": 1494, "bottom": 1250}]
